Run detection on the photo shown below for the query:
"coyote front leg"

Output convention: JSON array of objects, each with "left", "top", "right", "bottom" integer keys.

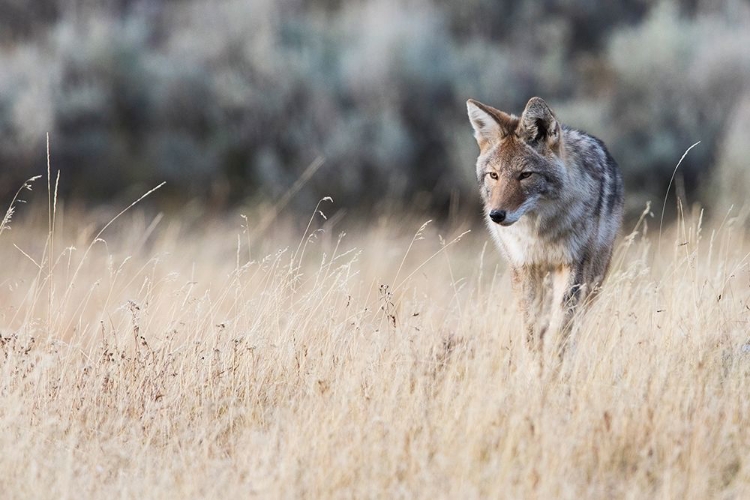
[
  {"left": 512, "top": 266, "right": 552, "bottom": 349},
  {"left": 549, "top": 263, "right": 586, "bottom": 352},
  {"left": 513, "top": 264, "right": 586, "bottom": 352}
]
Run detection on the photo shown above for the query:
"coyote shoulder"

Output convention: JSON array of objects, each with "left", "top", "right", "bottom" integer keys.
[{"left": 467, "top": 97, "right": 623, "bottom": 346}]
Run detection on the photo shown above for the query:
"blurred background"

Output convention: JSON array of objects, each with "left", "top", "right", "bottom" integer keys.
[{"left": 1, "top": 0, "right": 749, "bottom": 221}]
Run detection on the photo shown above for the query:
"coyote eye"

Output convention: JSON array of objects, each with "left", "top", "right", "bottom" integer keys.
[
  {"left": 488, "top": 172, "right": 499, "bottom": 180},
  {"left": 519, "top": 172, "right": 533, "bottom": 180}
]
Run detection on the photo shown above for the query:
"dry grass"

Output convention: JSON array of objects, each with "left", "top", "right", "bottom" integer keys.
[{"left": 1, "top": 190, "right": 749, "bottom": 499}]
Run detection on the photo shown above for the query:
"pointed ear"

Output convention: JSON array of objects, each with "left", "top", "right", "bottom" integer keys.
[
  {"left": 467, "top": 99, "right": 513, "bottom": 149},
  {"left": 519, "top": 97, "right": 560, "bottom": 148}
]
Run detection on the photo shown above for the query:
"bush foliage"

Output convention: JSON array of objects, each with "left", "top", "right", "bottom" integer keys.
[{"left": 0, "top": 0, "right": 748, "bottom": 214}]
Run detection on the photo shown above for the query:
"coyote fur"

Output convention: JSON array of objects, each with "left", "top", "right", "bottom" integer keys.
[{"left": 467, "top": 97, "right": 623, "bottom": 348}]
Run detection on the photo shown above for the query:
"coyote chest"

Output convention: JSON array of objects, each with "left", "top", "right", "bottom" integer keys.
[{"left": 488, "top": 213, "right": 584, "bottom": 268}]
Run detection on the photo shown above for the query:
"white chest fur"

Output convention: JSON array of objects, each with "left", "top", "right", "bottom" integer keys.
[{"left": 488, "top": 214, "right": 584, "bottom": 269}]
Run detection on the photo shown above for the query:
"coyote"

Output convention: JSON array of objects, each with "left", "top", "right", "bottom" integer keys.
[{"left": 467, "top": 97, "right": 623, "bottom": 348}]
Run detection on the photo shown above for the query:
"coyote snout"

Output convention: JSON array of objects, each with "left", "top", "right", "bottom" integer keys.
[
  {"left": 488, "top": 209, "right": 506, "bottom": 224},
  {"left": 488, "top": 196, "right": 539, "bottom": 227},
  {"left": 467, "top": 96, "right": 624, "bottom": 350}
]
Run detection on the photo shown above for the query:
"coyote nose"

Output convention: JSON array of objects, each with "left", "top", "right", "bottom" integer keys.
[{"left": 489, "top": 210, "right": 506, "bottom": 224}]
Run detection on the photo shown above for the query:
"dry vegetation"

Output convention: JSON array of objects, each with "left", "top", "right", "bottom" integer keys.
[{"left": 1, "top": 185, "right": 749, "bottom": 499}]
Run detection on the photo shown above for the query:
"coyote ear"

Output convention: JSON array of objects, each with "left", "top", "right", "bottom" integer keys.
[
  {"left": 467, "top": 99, "right": 513, "bottom": 149},
  {"left": 520, "top": 97, "right": 560, "bottom": 147}
]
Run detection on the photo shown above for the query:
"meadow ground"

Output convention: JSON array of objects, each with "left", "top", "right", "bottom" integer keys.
[{"left": 1, "top": 190, "right": 749, "bottom": 499}]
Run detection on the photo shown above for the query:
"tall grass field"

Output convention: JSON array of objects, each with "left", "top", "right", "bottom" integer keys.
[{"left": 1, "top": 179, "right": 749, "bottom": 498}]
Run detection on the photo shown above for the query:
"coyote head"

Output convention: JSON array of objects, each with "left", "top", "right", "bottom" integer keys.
[{"left": 467, "top": 97, "right": 564, "bottom": 226}]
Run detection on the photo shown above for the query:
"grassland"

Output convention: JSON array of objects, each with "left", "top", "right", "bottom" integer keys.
[{"left": 1, "top": 189, "right": 749, "bottom": 499}]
